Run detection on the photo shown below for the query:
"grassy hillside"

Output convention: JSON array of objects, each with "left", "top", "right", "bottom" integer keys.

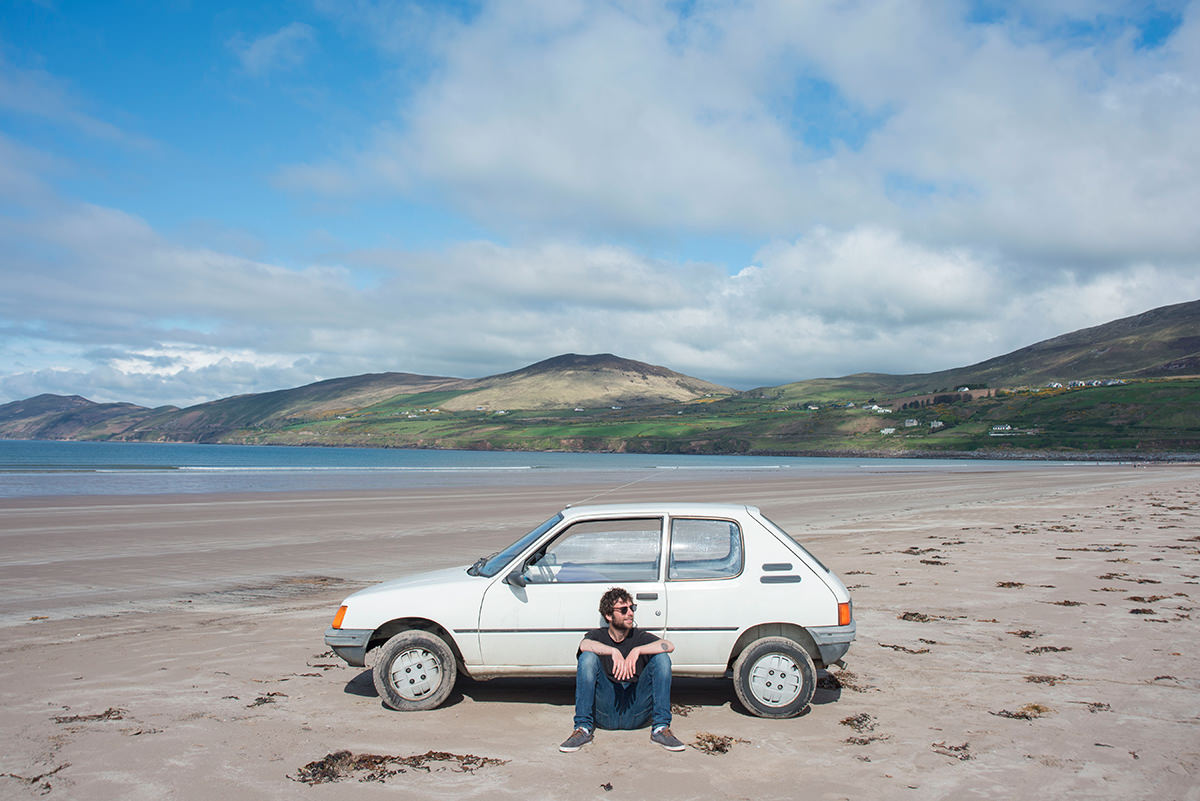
[
  {"left": 0, "top": 395, "right": 163, "bottom": 440},
  {"left": 214, "top": 377, "right": 1200, "bottom": 458},
  {"left": 104, "top": 354, "right": 733, "bottom": 442},
  {"left": 438, "top": 353, "right": 732, "bottom": 411},
  {"left": 117, "top": 372, "right": 463, "bottom": 441},
  {"left": 760, "top": 299, "right": 1200, "bottom": 403}
]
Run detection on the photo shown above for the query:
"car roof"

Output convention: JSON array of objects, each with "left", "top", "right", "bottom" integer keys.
[{"left": 559, "top": 502, "right": 759, "bottom": 520}]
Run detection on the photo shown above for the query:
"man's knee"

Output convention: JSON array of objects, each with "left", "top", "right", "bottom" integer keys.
[
  {"left": 645, "top": 651, "right": 672, "bottom": 675},
  {"left": 577, "top": 650, "right": 602, "bottom": 677}
]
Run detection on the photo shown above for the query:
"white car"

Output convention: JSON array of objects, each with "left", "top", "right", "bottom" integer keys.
[{"left": 325, "top": 502, "right": 855, "bottom": 718}]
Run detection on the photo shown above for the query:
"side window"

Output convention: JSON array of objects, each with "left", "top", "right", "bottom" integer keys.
[
  {"left": 525, "top": 518, "right": 662, "bottom": 583},
  {"left": 668, "top": 518, "right": 743, "bottom": 580}
]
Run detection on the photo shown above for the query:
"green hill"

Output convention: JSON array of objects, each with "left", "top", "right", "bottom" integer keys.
[
  {"left": 0, "top": 354, "right": 734, "bottom": 444},
  {"left": 757, "top": 299, "right": 1200, "bottom": 403},
  {"left": 2, "top": 301, "right": 1197, "bottom": 458},
  {"left": 438, "top": 353, "right": 732, "bottom": 411}
]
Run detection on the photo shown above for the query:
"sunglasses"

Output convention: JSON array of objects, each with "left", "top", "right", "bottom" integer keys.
[{"left": 612, "top": 604, "right": 637, "bottom": 614}]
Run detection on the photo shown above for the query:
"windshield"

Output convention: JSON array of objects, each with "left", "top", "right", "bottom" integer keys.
[{"left": 475, "top": 513, "right": 563, "bottom": 577}]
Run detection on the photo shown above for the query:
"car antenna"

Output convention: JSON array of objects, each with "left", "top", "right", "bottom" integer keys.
[{"left": 569, "top": 472, "right": 658, "bottom": 506}]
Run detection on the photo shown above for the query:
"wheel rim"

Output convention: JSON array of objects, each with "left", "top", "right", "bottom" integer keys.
[
  {"left": 387, "top": 646, "right": 442, "bottom": 701},
  {"left": 747, "top": 652, "right": 803, "bottom": 707}
]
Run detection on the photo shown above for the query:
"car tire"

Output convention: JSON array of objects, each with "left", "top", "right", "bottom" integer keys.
[
  {"left": 372, "top": 629, "right": 458, "bottom": 711},
  {"left": 732, "top": 636, "right": 816, "bottom": 718}
]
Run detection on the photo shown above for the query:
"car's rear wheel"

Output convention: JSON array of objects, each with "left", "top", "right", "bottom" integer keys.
[
  {"left": 732, "top": 636, "right": 816, "bottom": 718},
  {"left": 373, "top": 629, "right": 457, "bottom": 711}
]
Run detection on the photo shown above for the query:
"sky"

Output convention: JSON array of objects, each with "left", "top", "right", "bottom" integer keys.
[{"left": 1, "top": 0, "right": 1198, "bottom": 408}]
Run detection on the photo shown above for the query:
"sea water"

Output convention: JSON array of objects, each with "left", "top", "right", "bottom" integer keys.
[{"left": 0, "top": 439, "right": 1078, "bottom": 498}]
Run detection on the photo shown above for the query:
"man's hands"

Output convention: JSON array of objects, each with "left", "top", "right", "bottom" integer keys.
[
  {"left": 608, "top": 640, "right": 672, "bottom": 680},
  {"left": 611, "top": 649, "right": 639, "bottom": 681}
]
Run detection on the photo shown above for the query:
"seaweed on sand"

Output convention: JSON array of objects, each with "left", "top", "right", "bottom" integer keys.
[
  {"left": 818, "top": 669, "right": 873, "bottom": 693},
  {"left": 1024, "top": 674, "right": 1069, "bottom": 686},
  {"left": 292, "top": 750, "right": 507, "bottom": 784},
  {"left": 878, "top": 642, "right": 930, "bottom": 654},
  {"left": 52, "top": 708, "right": 125, "bottom": 724},
  {"left": 690, "top": 732, "right": 749, "bottom": 755},
  {"left": 931, "top": 741, "right": 973, "bottom": 760},
  {"left": 840, "top": 713, "right": 876, "bottom": 732},
  {"left": 1, "top": 764, "right": 69, "bottom": 795},
  {"left": 991, "top": 703, "right": 1052, "bottom": 720}
]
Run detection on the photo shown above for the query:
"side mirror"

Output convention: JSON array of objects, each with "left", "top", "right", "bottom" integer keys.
[{"left": 505, "top": 569, "right": 527, "bottom": 588}]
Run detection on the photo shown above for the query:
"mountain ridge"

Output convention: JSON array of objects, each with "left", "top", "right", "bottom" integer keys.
[
  {"left": 757, "top": 299, "right": 1200, "bottom": 403},
  {"left": 2, "top": 300, "right": 1197, "bottom": 452}
]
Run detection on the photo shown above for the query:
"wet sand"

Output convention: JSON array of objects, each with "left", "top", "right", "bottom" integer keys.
[{"left": 1, "top": 465, "right": 1197, "bottom": 799}]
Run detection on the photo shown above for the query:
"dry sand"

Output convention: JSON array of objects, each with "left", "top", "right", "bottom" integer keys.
[{"left": 1, "top": 465, "right": 1198, "bottom": 799}]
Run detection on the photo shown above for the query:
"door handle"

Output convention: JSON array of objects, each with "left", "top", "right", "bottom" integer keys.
[{"left": 636, "top": 592, "right": 658, "bottom": 600}]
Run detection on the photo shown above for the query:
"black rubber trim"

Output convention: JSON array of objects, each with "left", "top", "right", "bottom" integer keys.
[
  {"left": 460, "top": 628, "right": 588, "bottom": 634},
  {"left": 762, "top": 562, "right": 793, "bottom": 571},
  {"left": 464, "top": 626, "right": 740, "bottom": 634},
  {"left": 760, "top": 575, "right": 802, "bottom": 584},
  {"left": 667, "top": 626, "right": 739, "bottom": 632}
]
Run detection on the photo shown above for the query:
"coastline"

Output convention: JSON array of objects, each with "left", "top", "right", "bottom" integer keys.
[
  {"left": 1, "top": 465, "right": 1197, "bottom": 799},
  {"left": 5, "top": 434, "right": 1199, "bottom": 464}
]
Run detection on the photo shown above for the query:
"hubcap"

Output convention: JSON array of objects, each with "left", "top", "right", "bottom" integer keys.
[
  {"left": 747, "top": 652, "right": 802, "bottom": 707},
  {"left": 388, "top": 646, "right": 442, "bottom": 701}
]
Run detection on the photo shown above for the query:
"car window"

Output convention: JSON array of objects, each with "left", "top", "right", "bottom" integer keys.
[
  {"left": 525, "top": 518, "right": 662, "bottom": 583},
  {"left": 759, "top": 514, "right": 831, "bottom": 572},
  {"left": 668, "top": 518, "right": 743, "bottom": 580}
]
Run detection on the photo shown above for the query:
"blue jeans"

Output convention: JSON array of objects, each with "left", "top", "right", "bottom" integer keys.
[{"left": 573, "top": 651, "right": 673, "bottom": 731}]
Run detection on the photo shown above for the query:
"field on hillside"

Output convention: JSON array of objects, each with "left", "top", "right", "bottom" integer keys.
[{"left": 224, "top": 377, "right": 1200, "bottom": 457}]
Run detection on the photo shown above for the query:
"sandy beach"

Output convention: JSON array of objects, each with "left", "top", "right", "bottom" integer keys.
[{"left": 1, "top": 464, "right": 1198, "bottom": 800}]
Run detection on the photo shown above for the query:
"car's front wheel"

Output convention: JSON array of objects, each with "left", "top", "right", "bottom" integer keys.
[
  {"left": 732, "top": 636, "right": 816, "bottom": 718},
  {"left": 372, "top": 629, "right": 458, "bottom": 711}
]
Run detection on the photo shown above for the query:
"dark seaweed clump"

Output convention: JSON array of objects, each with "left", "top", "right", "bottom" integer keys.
[{"left": 292, "top": 750, "right": 506, "bottom": 784}]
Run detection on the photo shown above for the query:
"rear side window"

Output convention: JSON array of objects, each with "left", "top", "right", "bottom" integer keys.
[
  {"left": 668, "top": 518, "right": 743, "bottom": 580},
  {"left": 525, "top": 518, "right": 662, "bottom": 583},
  {"left": 760, "top": 514, "right": 830, "bottom": 572}
]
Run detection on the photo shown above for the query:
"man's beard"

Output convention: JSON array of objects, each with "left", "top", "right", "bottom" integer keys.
[{"left": 611, "top": 616, "right": 634, "bottom": 634}]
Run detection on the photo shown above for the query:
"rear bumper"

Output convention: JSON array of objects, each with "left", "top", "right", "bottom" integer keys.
[
  {"left": 324, "top": 627, "right": 372, "bottom": 667},
  {"left": 810, "top": 620, "right": 856, "bottom": 666}
]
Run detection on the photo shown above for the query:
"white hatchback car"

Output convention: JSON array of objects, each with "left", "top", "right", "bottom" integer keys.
[{"left": 325, "top": 502, "right": 855, "bottom": 718}]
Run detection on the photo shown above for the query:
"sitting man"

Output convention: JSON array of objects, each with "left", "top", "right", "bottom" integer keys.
[{"left": 559, "top": 586, "right": 685, "bottom": 752}]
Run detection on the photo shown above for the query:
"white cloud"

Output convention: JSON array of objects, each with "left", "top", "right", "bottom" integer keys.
[
  {"left": 2, "top": 201, "right": 1196, "bottom": 406},
  {"left": 285, "top": 1, "right": 1200, "bottom": 266},
  {"left": 104, "top": 345, "right": 297, "bottom": 378},
  {"left": 229, "top": 22, "right": 317, "bottom": 76},
  {"left": 740, "top": 228, "right": 1001, "bottom": 325},
  {"left": 7, "top": 188, "right": 1190, "bottom": 407}
]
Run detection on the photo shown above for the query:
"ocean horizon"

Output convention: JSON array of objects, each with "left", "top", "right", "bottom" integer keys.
[{"left": 0, "top": 439, "right": 1088, "bottom": 498}]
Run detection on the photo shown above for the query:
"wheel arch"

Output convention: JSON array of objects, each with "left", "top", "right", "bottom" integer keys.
[
  {"left": 728, "top": 623, "right": 822, "bottom": 670},
  {"left": 368, "top": 618, "right": 465, "bottom": 669}
]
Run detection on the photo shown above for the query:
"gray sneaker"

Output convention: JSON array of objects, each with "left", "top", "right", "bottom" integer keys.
[
  {"left": 651, "top": 726, "right": 686, "bottom": 751},
  {"left": 559, "top": 727, "right": 593, "bottom": 752}
]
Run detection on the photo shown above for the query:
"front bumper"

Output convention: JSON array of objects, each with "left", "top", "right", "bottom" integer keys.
[
  {"left": 810, "top": 620, "right": 856, "bottom": 666},
  {"left": 324, "top": 627, "right": 373, "bottom": 667}
]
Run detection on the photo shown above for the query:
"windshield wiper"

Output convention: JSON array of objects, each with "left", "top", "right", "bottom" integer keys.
[{"left": 467, "top": 553, "right": 497, "bottom": 576}]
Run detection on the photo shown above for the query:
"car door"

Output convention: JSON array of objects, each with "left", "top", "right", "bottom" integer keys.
[
  {"left": 662, "top": 516, "right": 746, "bottom": 672},
  {"left": 477, "top": 516, "right": 667, "bottom": 670}
]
